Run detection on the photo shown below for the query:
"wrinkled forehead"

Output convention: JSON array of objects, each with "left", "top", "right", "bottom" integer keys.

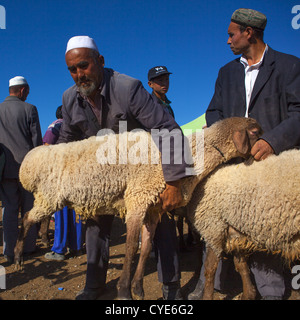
[{"left": 65, "top": 47, "right": 94, "bottom": 65}]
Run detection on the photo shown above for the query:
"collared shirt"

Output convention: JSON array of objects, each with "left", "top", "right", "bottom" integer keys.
[{"left": 240, "top": 44, "right": 268, "bottom": 117}]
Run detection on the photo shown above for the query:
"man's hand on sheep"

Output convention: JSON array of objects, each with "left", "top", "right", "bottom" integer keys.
[
  {"left": 251, "top": 139, "right": 274, "bottom": 161},
  {"left": 159, "top": 180, "right": 183, "bottom": 212}
]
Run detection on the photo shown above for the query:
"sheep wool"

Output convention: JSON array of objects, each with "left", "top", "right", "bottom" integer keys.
[
  {"left": 19, "top": 117, "right": 261, "bottom": 226},
  {"left": 15, "top": 117, "right": 262, "bottom": 300},
  {"left": 188, "top": 149, "right": 300, "bottom": 262}
]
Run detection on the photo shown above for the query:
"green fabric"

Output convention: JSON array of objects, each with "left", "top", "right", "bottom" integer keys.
[{"left": 180, "top": 114, "right": 206, "bottom": 135}]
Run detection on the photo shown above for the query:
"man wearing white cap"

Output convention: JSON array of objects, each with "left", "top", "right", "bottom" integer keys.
[
  {"left": 58, "top": 36, "right": 190, "bottom": 300},
  {"left": 0, "top": 76, "right": 43, "bottom": 263}
]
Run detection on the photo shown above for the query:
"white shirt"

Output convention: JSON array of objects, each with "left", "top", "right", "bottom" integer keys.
[{"left": 240, "top": 45, "right": 268, "bottom": 117}]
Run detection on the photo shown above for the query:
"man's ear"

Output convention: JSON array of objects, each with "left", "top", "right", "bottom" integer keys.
[
  {"left": 148, "top": 81, "right": 153, "bottom": 89},
  {"left": 98, "top": 54, "right": 105, "bottom": 67}
]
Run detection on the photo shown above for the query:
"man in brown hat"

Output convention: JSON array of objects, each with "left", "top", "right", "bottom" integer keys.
[{"left": 188, "top": 8, "right": 300, "bottom": 300}]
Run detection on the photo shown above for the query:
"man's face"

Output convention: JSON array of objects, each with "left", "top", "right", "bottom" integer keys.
[
  {"left": 65, "top": 48, "right": 104, "bottom": 97},
  {"left": 148, "top": 74, "right": 170, "bottom": 95},
  {"left": 227, "top": 22, "right": 250, "bottom": 55}
]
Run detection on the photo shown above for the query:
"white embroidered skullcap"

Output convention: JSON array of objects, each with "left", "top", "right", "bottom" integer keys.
[
  {"left": 9, "top": 76, "right": 28, "bottom": 87},
  {"left": 65, "top": 36, "right": 99, "bottom": 54}
]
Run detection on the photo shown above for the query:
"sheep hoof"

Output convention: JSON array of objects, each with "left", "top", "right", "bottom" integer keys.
[
  {"left": 117, "top": 294, "right": 133, "bottom": 300},
  {"left": 131, "top": 285, "right": 144, "bottom": 300},
  {"left": 14, "top": 257, "right": 24, "bottom": 271},
  {"left": 117, "top": 287, "right": 133, "bottom": 300}
]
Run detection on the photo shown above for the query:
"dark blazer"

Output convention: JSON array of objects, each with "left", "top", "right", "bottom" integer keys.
[
  {"left": 151, "top": 92, "right": 175, "bottom": 119},
  {"left": 58, "top": 68, "right": 188, "bottom": 182},
  {"left": 206, "top": 47, "right": 300, "bottom": 154},
  {"left": 59, "top": 69, "right": 179, "bottom": 140},
  {"left": 0, "top": 96, "right": 43, "bottom": 179}
]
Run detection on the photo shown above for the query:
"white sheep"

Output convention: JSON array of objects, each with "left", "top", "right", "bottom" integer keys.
[
  {"left": 14, "top": 117, "right": 261, "bottom": 300},
  {"left": 187, "top": 149, "right": 300, "bottom": 300}
]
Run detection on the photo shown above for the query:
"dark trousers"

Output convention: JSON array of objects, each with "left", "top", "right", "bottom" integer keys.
[
  {"left": 153, "top": 212, "right": 181, "bottom": 283},
  {"left": 85, "top": 215, "right": 114, "bottom": 289},
  {"left": 0, "top": 179, "right": 37, "bottom": 257},
  {"left": 84, "top": 212, "right": 180, "bottom": 290}
]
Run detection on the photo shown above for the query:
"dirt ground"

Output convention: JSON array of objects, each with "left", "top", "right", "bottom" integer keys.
[{"left": 0, "top": 211, "right": 299, "bottom": 301}]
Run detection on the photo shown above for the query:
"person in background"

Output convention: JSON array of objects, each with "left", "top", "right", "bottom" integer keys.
[
  {"left": 43, "top": 106, "right": 64, "bottom": 145},
  {"left": 148, "top": 66, "right": 195, "bottom": 252},
  {"left": 0, "top": 76, "right": 43, "bottom": 264},
  {"left": 43, "top": 106, "right": 83, "bottom": 261},
  {"left": 188, "top": 8, "right": 300, "bottom": 300},
  {"left": 147, "top": 66, "right": 183, "bottom": 299}
]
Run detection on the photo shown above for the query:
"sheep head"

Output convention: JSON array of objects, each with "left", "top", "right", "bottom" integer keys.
[{"left": 205, "top": 117, "right": 263, "bottom": 162}]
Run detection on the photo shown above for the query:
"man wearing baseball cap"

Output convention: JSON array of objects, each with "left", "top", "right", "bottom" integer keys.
[
  {"left": 0, "top": 76, "right": 43, "bottom": 263},
  {"left": 148, "top": 66, "right": 174, "bottom": 117},
  {"left": 188, "top": 8, "right": 300, "bottom": 300},
  {"left": 147, "top": 66, "right": 185, "bottom": 299}
]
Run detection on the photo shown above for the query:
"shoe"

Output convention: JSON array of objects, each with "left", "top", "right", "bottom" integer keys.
[
  {"left": 44, "top": 251, "right": 65, "bottom": 261},
  {"left": 75, "top": 288, "right": 105, "bottom": 300},
  {"left": 69, "top": 249, "right": 84, "bottom": 257},
  {"left": 187, "top": 278, "right": 204, "bottom": 300},
  {"left": 162, "top": 281, "right": 183, "bottom": 300},
  {"left": 261, "top": 296, "right": 282, "bottom": 300}
]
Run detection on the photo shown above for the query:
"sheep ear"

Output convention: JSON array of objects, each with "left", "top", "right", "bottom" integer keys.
[{"left": 232, "top": 130, "right": 250, "bottom": 155}]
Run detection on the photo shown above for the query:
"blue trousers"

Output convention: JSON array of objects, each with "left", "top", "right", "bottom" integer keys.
[{"left": 51, "top": 206, "right": 83, "bottom": 254}]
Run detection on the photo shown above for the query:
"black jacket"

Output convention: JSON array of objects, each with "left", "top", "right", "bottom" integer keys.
[{"left": 206, "top": 47, "right": 300, "bottom": 154}]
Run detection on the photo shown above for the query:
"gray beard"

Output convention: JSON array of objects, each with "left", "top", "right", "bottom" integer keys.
[{"left": 77, "top": 81, "right": 97, "bottom": 97}]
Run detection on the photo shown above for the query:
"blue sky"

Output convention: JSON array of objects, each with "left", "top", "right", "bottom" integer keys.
[{"left": 0, "top": 0, "right": 299, "bottom": 135}]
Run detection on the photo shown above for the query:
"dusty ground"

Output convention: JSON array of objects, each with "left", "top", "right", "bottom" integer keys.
[{"left": 0, "top": 212, "right": 299, "bottom": 301}]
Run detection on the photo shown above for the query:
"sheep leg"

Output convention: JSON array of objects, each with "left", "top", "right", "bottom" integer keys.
[
  {"left": 38, "top": 216, "right": 51, "bottom": 247},
  {"left": 14, "top": 210, "right": 36, "bottom": 271},
  {"left": 131, "top": 213, "right": 161, "bottom": 300},
  {"left": 202, "top": 247, "right": 219, "bottom": 300},
  {"left": 233, "top": 254, "right": 256, "bottom": 300},
  {"left": 117, "top": 214, "right": 142, "bottom": 300}
]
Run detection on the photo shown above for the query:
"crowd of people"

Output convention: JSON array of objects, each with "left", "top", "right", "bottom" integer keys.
[{"left": 0, "top": 8, "right": 299, "bottom": 300}]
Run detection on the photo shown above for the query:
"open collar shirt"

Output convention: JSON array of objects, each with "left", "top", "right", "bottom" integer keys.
[{"left": 240, "top": 44, "right": 268, "bottom": 117}]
